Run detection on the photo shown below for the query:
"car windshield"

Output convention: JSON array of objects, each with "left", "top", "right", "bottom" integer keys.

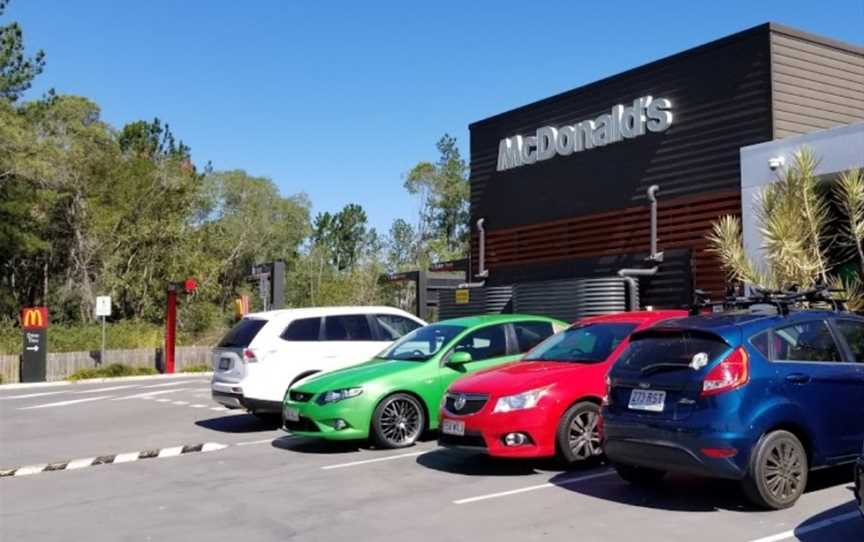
[
  {"left": 523, "top": 323, "right": 637, "bottom": 364},
  {"left": 377, "top": 324, "right": 465, "bottom": 361}
]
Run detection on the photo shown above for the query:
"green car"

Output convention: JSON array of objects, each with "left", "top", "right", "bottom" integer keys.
[{"left": 282, "top": 314, "right": 567, "bottom": 448}]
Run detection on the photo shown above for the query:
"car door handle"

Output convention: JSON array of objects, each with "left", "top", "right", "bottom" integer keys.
[{"left": 785, "top": 373, "right": 811, "bottom": 384}]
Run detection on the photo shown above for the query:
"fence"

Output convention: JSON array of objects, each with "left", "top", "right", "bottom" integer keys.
[{"left": 0, "top": 346, "right": 212, "bottom": 383}]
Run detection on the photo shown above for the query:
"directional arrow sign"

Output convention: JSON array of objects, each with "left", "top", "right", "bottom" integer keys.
[{"left": 26, "top": 345, "right": 39, "bottom": 352}]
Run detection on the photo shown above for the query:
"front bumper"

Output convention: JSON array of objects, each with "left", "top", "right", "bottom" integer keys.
[
  {"left": 282, "top": 398, "right": 371, "bottom": 441},
  {"left": 602, "top": 413, "right": 752, "bottom": 480},
  {"left": 438, "top": 405, "right": 558, "bottom": 459},
  {"left": 855, "top": 457, "right": 863, "bottom": 517}
]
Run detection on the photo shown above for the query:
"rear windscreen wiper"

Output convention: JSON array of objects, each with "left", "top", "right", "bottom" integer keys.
[{"left": 640, "top": 362, "right": 690, "bottom": 375}]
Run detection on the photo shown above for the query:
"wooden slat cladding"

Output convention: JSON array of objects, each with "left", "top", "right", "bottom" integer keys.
[
  {"left": 469, "top": 26, "right": 772, "bottom": 232},
  {"left": 482, "top": 191, "right": 740, "bottom": 298},
  {"left": 770, "top": 31, "right": 864, "bottom": 139}
]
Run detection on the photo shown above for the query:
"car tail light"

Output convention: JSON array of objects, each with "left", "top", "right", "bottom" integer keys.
[
  {"left": 242, "top": 348, "right": 258, "bottom": 363},
  {"left": 701, "top": 346, "right": 749, "bottom": 397}
]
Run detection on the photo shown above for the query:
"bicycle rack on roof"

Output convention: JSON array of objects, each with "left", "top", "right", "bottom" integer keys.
[{"left": 689, "top": 284, "right": 847, "bottom": 316}]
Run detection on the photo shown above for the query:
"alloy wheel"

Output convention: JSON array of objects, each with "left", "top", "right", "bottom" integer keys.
[
  {"left": 762, "top": 439, "right": 806, "bottom": 502},
  {"left": 378, "top": 397, "right": 422, "bottom": 446},
  {"left": 568, "top": 409, "right": 602, "bottom": 460}
]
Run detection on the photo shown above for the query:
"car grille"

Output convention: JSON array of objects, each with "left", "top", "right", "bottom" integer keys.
[
  {"left": 439, "top": 431, "right": 487, "bottom": 449},
  {"left": 289, "top": 390, "right": 314, "bottom": 403},
  {"left": 283, "top": 417, "right": 320, "bottom": 433},
  {"left": 443, "top": 392, "right": 489, "bottom": 416}
]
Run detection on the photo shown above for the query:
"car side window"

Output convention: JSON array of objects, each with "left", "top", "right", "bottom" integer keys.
[
  {"left": 280, "top": 317, "right": 321, "bottom": 341},
  {"left": 749, "top": 330, "right": 771, "bottom": 359},
  {"left": 513, "top": 321, "right": 554, "bottom": 353},
  {"left": 835, "top": 320, "right": 864, "bottom": 363},
  {"left": 773, "top": 320, "right": 841, "bottom": 363},
  {"left": 375, "top": 314, "right": 422, "bottom": 341},
  {"left": 452, "top": 325, "right": 508, "bottom": 361},
  {"left": 324, "top": 315, "right": 373, "bottom": 341}
]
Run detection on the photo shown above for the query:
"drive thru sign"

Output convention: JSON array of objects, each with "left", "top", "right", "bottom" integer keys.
[{"left": 21, "top": 307, "right": 48, "bottom": 382}]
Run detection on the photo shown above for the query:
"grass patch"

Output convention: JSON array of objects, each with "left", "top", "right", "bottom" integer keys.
[
  {"left": 181, "top": 364, "right": 211, "bottom": 373},
  {"left": 67, "top": 363, "right": 158, "bottom": 381}
]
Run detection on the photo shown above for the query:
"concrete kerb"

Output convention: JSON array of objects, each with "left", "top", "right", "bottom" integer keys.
[{"left": 0, "top": 371, "right": 213, "bottom": 390}]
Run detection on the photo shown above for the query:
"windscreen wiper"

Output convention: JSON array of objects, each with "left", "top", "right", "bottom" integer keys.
[{"left": 640, "top": 362, "right": 690, "bottom": 375}]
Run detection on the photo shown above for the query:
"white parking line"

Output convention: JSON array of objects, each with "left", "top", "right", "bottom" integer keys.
[
  {"left": 138, "top": 381, "right": 197, "bottom": 389},
  {"left": 0, "top": 391, "right": 67, "bottom": 400},
  {"left": 172, "top": 401, "right": 189, "bottom": 405},
  {"left": 453, "top": 470, "right": 617, "bottom": 504},
  {"left": 113, "top": 388, "right": 192, "bottom": 400},
  {"left": 156, "top": 398, "right": 172, "bottom": 403},
  {"left": 18, "top": 396, "right": 115, "bottom": 410},
  {"left": 321, "top": 450, "right": 430, "bottom": 470},
  {"left": 74, "top": 385, "right": 139, "bottom": 394},
  {"left": 747, "top": 511, "right": 861, "bottom": 542},
  {"left": 236, "top": 438, "right": 280, "bottom": 446},
  {"left": 189, "top": 404, "right": 208, "bottom": 408}
]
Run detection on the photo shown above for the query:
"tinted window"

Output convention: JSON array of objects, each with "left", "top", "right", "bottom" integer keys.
[
  {"left": 217, "top": 318, "right": 267, "bottom": 348},
  {"left": 375, "top": 314, "right": 422, "bottom": 341},
  {"left": 324, "top": 315, "right": 372, "bottom": 341},
  {"left": 774, "top": 320, "right": 841, "bottom": 362},
  {"left": 281, "top": 317, "right": 321, "bottom": 341},
  {"left": 750, "top": 331, "right": 771, "bottom": 358},
  {"left": 453, "top": 325, "right": 508, "bottom": 361},
  {"left": 379, "top": 324, "right": 465, "bottom": 361},
  {"left": 525, "top": 323, "right": 637, "bottom": 364},
  {"left": 619, "top": 330, "right": 730, "bottom": 371},
  {"left": 513, "top": 321, "right": 555, "bottom": 352},
  {"left": 836, "top": 320, "right": 864, "bottom": 362}
]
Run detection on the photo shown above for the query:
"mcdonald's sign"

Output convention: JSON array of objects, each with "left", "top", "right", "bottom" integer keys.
[{"left": 21, "top": 307, "right": 48, "bottom": 330}]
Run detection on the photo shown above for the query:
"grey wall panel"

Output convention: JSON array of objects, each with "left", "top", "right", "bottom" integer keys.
[{"left": 770, "top": 30, "right": 864, "bottom": 139}]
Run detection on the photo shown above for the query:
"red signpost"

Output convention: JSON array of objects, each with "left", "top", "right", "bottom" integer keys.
[{"left": 164, "top": 278, "right": 197, "bottom": 374}]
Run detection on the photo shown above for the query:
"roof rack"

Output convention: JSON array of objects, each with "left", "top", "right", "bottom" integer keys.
[{"left": 689, "top": 284, "right": 847, "bottom": 316}]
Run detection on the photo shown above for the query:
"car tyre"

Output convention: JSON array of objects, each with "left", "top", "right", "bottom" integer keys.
[
  {"left": 614, "top": 463, "right": 666, "bottom": 486},
  {"left": 556, "top": 401, "right": 603, "bottom": 465},
  {"left": 741, "top": 430, "right": 808, "bottom": 510},
  {"left": 371, "top": 393, "right": 425, "bottom": 449}
]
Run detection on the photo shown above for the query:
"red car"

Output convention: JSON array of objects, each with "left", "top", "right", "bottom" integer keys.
[{"left": 438, "top": 310, "right": 686, "bottom": 464}]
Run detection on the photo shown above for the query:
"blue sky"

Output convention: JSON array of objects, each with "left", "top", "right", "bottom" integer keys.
[{"left": 11, "top": 0, "right": 864, "bottom": 234}]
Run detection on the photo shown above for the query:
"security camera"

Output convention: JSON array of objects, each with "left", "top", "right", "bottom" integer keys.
[{"left": 768, "top": 156, "right": 785, "bottom": 170}]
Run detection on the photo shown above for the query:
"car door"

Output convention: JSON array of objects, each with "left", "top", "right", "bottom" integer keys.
[
  {"left": 321, "top": 314, "right": 381, "bottom": 369},
  {"left": 438, "top": 323, "right": 519, "bottom": 396},
  {"left": 828, "top": 318, "right": 864, "bottom": 455},
  {"left": 771, "top": 318, "right": 862, "bottom": 461}
]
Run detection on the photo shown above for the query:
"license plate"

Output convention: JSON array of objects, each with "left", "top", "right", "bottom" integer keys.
[
  {"left": 628, "top": 389, "right": 666, "bottom": 412},
  {"left": 441, "top": 418, "right": 465, "bottom": 436},
  {"left": 218, "top": 357, "right": 231, "bottom": 370},
  {"left": 283, "top": 407, "right": 300, "bottom": 422}
]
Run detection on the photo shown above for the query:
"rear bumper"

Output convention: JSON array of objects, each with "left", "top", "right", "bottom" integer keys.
[
  {"left": 211, "top": 390, "right": 280, "bottom": 413},
  {"left": 438, "top": 407, "right": 558, "bottom": 458},
  {"left": 602, "top": 414, "right": 752, "bottom": 480},
  {"left": 855, "top": 457, "right": 863, "bottom": 517}
]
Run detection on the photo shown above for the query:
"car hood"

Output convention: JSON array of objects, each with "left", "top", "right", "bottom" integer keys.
[
  {"left": 450, "top": 360, "right": 596, "bottom": 396},
  {"left": 293, "top": 358, "right": 423, "bottom": 393}
]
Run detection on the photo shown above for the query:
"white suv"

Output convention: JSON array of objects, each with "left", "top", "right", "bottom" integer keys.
[{"left": 210, "top": 306, "right": 426, "bottom": 416}]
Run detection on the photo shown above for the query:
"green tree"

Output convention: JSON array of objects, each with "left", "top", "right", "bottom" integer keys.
[
  {"left": 404, "top": 134, "right": 469, "bottom": 261},
  {"left": 0, "top": 0, "right": 46, "bottom": 101},
  {"left": 312, "top": 203, "right": 375, "bottom": 271},
  {"left": 385, "top": 218, "right": 418, "bottom": 272}
]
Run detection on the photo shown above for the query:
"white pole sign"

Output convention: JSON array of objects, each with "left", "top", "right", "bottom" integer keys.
[{"left": 95, "top": 296, "right": 112, "bottom": 317}]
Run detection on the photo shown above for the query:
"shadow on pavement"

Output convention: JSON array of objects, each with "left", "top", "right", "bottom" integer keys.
[
  {"left": 195, "top": 414, "right": 281, "bottom": 433},
  {"left": 271, "top": 438, "right": 363, "bottom": 454},
  {"left": 553, "top": 464, "right": 856, "bottom": 514},
  {"left": 418, "top": 448, "right": 549, "bottom": 477},
  {"left": 794, "top": 500, "right": 862, "bottom": 541}
]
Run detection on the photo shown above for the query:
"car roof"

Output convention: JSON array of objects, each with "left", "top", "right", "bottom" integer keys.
[
  {"left": 244, "top": 306, "right": 419, "bottom": 322},
  {"left": 435, "top": 314, "right": 561, "bottom": 328},
  {"left": 648, "top": 309, "right": 859, "bottom": 334},
  {"left": 577, "top": 310, "right": 688, "bottom": 325}
]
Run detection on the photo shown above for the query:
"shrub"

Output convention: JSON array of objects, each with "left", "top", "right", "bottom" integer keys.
[{"left": 66, "top": 363, "right": 158, "bottom": 381}]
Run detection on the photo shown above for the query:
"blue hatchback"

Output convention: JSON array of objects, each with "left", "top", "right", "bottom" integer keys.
[{"left": 602, "top": 301, "right": 864, "bottom": 510}]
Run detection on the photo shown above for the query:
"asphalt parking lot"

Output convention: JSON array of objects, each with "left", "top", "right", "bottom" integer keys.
[{"left": 1, "top": 375, "right": 861, "bottom": 542}]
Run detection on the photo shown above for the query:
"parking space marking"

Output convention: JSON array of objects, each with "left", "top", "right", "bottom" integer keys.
[
  {"left": 138, "top": 381, "right": 198, "bottom": 389},
  {"left": 453, "top": 470, "right": 617, "bottom": 504},
  {"left": 74, "top": 385, "right": 139, "bottom": 394},
  {"left": 236, "top": 438, "right": 281, "bottom": 446},
  {"left": 1, "top": 391, "right": 67, "bottom": 400},
  {"left": 113, "top": 388, "right": 192, "bottom": 400},
  {"left": 172, "top": 401, "right": 189, "bottom": 405},
  {"left": 320, "top": 450, "right": 431, "bottom": 470},
  {"left": 189, "top": 404, "right": 208, "bottom": 408},
  {"left": 747, "top": 511, "right": 861, "bottom": 542},
  {"left": 156, "top": 398, "right": 173, "bottom": 403},
  {"left": 18, "top": 395, "right": 115, "bottom": 410}
]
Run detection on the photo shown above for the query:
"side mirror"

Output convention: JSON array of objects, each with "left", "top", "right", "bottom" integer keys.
[{"left": 448, "top": 351, "right": 473, "bottom": 365}]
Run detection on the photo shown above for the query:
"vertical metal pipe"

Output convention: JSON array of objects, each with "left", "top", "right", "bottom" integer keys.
[
  {"left": 476, "top": 218, "right": 489, "bottom": 278},
  {"left": 647, "top": 185, "right": 660, "bottom": 260}
]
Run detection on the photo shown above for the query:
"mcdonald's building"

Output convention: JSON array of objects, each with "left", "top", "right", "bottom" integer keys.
[{"left": 439, "top": 23, "right": 864, "bottom": 322}]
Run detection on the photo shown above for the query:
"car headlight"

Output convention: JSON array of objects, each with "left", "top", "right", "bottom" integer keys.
[
  {"left": 317, "top": 387, "right": 363, "bottom": 404},
  {"left": 493, "top": 387, "right": 549, "bottom": 413}
]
